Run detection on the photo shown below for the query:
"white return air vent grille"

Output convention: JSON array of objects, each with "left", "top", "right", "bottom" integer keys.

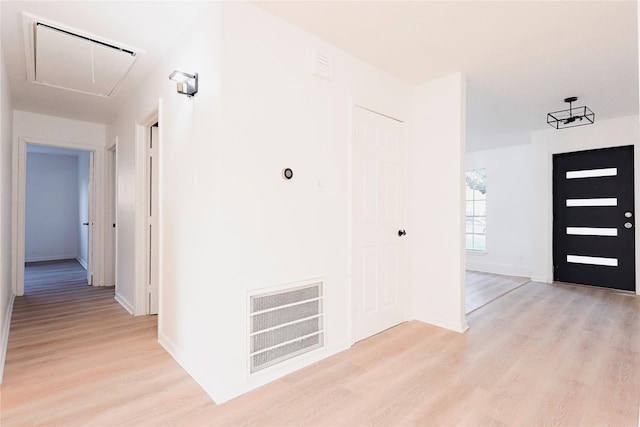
[{"left": 249, "top": 281, "right": 324, "bottom": 373}]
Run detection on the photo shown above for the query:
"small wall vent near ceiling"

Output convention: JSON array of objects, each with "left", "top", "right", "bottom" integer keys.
[
  {"left": 309, "top": 48, "right": 332, "bottom": 80},
  {"left": 249, "top": 281, "right": 324, "bottom": 374},
  {"left": 22, "top": 13, "right": 142, "bottom": 98}
]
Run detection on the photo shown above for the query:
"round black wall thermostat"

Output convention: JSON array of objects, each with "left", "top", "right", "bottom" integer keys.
[{"left": 282, "top": 168, "right": 294, "bottom": 180}]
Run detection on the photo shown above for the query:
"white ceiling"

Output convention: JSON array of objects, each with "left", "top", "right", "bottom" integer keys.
[
  {"left": 2, "top": 1, "right": 638, "bottom": 151},
  {"left": 0, "top": 1, "right": 210, "bottom": 124},
  {"left": 252, "top": 0, "right": 639, "bottom": 151}
]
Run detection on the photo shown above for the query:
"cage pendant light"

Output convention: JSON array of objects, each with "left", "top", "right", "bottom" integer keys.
[{"left": 547, "top": 97, "right": 595, "bottom": 129}]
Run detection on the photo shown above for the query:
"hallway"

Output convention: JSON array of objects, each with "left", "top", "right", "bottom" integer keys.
[{"left": 1, "top": 260, "right": 212, "bottom": 425}]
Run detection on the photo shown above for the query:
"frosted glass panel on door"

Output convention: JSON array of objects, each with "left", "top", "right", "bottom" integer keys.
[
  {"left": 566, "top": 227, "right": 618, "bottom": 236},
  {"left": 566, "top": 168, "right": 617, "bottom": 179},
  {"left": 566, "top": 255, "right": 618, "bottom": 267},
  {"left": 566, "top": 198, "right": 617, "bottom": 207}
]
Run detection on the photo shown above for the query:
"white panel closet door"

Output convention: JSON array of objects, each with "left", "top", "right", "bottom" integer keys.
[{"left": 352, "top": 106, "right": 407, "bottom": 342}]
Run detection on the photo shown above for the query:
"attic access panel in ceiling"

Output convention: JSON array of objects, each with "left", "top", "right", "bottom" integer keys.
[{"left": 24, "top": 14, "right": 141, "bottom": 98}]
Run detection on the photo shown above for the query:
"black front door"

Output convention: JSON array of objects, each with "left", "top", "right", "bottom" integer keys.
[{"left": 553, "top": 145, "right": 635, "bottom": 291}]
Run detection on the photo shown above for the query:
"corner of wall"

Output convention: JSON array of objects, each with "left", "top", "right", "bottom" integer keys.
[
  {"left": 408, "top": 72, "right": 467, "bottom": 334},
  {"left": 0, "top": 24, "right": 15, "bottom": 385},
  {"left": 0, "top": 294, "right": 15, "bottom": 383},
  {"left": 114, "top": 292, "right": 134, "bottom": 315},
  {"left": 413, "top": 313, "right": 469, "bottom": 334}
]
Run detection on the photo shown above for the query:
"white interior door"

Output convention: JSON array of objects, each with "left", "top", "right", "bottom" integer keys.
[
  {"left": 147, "top": 124, "right": 159, "bottom": 315},
  {"left": 87, "top": 151, "right": 95, "bottom": 285},
  {"left": 352, "top": 106, "right": 407, "bottom": 342}
]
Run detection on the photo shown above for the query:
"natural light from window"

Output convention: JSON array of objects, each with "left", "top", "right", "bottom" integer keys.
[{"left": 466, "top": 168, "right": 486, "bottom": 251}]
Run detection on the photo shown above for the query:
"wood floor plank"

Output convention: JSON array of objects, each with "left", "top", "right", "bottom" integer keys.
[{"left": 1, "top": 260, "right": 639, "bottom": 426}]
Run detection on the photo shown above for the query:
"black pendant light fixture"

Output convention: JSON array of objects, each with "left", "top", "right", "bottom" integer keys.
[{"left": 547, "top": 97, "right": 595, "bottom": 129}]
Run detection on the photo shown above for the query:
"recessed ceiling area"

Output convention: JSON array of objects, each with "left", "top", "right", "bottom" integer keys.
[{"left": 27, "top": 15, "right": 141, "bottom": 98}]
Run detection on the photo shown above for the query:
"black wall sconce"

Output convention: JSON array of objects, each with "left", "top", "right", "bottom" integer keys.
[{"left": 169, "top": 70, "right": 198, "bottom": 97}]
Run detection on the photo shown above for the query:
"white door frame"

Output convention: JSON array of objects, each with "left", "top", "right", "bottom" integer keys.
[
  {"left": 134, "top": 103, "right": 162, "bottom": 316},
  {"left": 87, "top": 151, "right": 96, "bottom": 284},
  {"left": 105, "top": 138, "right": 118, "bottom": 287},
  {"left": 12, "top": 136, "right": 105, "bottom": 295}
]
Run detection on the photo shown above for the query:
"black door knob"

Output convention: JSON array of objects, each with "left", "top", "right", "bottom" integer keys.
[{"left": 398, "top": 229, "right": 406, "bottom": 237}]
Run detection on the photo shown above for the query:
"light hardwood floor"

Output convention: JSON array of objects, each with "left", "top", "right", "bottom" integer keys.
[
  {"left": 2, "top": 260, "right": 639, "bottom": 426},
  {"left": 465, "top": 270, "right": 530, "bottom": 314}
]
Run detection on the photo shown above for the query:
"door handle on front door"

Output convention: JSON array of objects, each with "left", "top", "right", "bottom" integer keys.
[
  {"left": 82, "top": 222, "right": 89, "bottom": 226},
  {"left": 398, "top": 229, "right": 407, "bottom": 237}
]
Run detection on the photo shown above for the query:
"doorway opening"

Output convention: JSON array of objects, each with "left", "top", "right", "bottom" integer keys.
[{"left": 13, "top": 139, "right": 103, "bottom": 296}]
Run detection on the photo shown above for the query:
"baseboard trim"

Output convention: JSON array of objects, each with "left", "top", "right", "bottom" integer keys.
[
  {"left": 25, "top": 255, "right": 77, "bottom": 263},
  {"left": 76, "top": 256, "right": 88, "bottom": 270},
  {"left": 465, "top": 260, "right": 532, "bottom": 278},
  {"left": 531, "top": 275, "right": 550, "bottom": 283},
  {"left": 0, "top": 294, "right": 16, "bottom": 384},
  {"left": 413, "top": 314, "right": 469, "bottom": 333},
  {"left": 114, "top": 292, "right": 134, "bottom": 315},
  {"left": 158, "top": 332, "right": 212, "bottom": 399},
  {"left": 228, "top": 340, "right": 351, "bottom": 403},
  {"left": 158, "top": 331, "right": 352, "bottom": 405}
]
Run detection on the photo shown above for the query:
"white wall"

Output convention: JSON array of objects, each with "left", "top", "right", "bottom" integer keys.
[
  {"left": 0, "top": 8, "right": 15, "bottom": 382},
  {"left": 25, "top": 153, "right": 79, "bottom": 262},
  {"left": 466, "top": 144, "right": 533, "bottom": 277},
  {"left": 531, "top": 115, "right": 640, "bottom": 289},
  {"left": 77, "top": 151, "right": 90, "bottom": 268},
  {"left": 107, "top": 0, "right": 412, "bottom": 403},
  {"left": 408, "top": 73, "right": 468, "bottom": 333},
  {"left": 14, "top": 111, "right": 106, "bottom": 145}
]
